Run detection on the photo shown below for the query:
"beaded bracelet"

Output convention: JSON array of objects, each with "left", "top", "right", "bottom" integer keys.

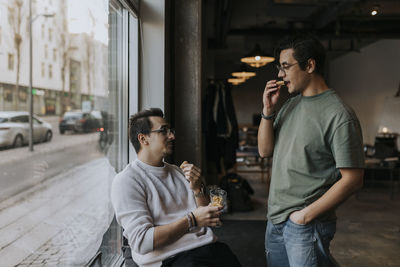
[
  {"left": 190, "top": 212, "right": 197, "bottom": 227},
  {"left": 186, "top": 214, "right": 194, "bottom": 231}
]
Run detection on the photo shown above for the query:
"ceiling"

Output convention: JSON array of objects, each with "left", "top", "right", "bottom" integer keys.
[{"left": 206, "top": 0, "right": 400, "bottom": 57}]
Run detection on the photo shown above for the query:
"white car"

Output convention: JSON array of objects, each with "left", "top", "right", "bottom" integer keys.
[{"left": 0, "top": 111, "right": 53, "bottom": 148}]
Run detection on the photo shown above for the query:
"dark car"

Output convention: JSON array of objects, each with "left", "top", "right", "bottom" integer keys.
[{"left": 59, "top": 111, "right": 101, "bottom": 134}]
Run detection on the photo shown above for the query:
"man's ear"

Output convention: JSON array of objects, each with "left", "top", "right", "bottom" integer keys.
[
  {"left": 138, "top": 133, "right": 149, "bottom": 145},
  {"left": 307, "top": 58, "right": 316, "bottom": 74}
]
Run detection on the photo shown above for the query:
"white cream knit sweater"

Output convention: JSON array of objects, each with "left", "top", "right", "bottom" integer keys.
[{"left": 111, "top": 159, "right": 215, "bottom": 267}]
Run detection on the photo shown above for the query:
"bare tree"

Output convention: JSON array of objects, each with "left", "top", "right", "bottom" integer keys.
[
  {"left": 84, "top": 10, "right": 96, "bottom": 101},
  {"left": 8, "top": 0, "right": 24, "bottom": 110},
  {"left": 84, "top": 33, "right": 93, "bottom": 98},
  {"left": 57, "top": 0, "right": 75, "bottom": 114}
]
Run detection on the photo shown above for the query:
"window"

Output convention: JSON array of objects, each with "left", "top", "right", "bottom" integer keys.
[
  {"left": 0, "top": 1, "right": 139, "bottom": 266},
  {"left": 8, "top": 53, "right": 14, "bottom": 70},
  {"left": 4, "top": 87, "right": 13, "bottom": 102},
  {"left": 49, "top": 64, "right": 52, "bottom": 78},
  {"left": 11, "top": 115, "right": 29, "bottom": 123},
  {"left": 33, "top": 117, "right": 42, "bottom": 124},
  {"left": 48, "top": 28, "right": 52, "bottom": 41}
]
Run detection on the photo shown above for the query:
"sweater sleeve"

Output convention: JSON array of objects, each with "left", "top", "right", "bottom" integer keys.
[{"left": 111, "top": 170, "right": 155, "bottom": 254}]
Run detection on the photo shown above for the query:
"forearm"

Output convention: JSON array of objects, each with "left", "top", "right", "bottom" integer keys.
[
  {"left": 258, "top": 112, "right": 275, "bottom": 158},
  {"left": 302, "top": 169, "right": 364, "bottom": 223},
  {"left": 153, "top": 216, "right": 189, "bottom": 250}
]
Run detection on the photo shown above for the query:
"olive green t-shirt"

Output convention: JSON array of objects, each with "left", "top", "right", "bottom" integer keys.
[{"left": 268, "top": 89, "right": 365, "bottom": 224}]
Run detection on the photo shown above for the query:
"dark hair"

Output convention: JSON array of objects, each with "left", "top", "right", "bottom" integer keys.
[
  {"left": 129, "top": 108, "right": 164, "bottom": 152},
  {"left": 275, "top": 34, "right": 326, "bottom": 76}
]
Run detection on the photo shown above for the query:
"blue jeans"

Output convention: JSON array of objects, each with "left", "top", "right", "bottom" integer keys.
[{"left": 265, "top": 218, "right": 338, "bottom": 267}]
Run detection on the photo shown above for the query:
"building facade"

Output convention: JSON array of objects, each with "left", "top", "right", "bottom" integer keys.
[{"left": 0, "top": 0, "right": 108, "bottom": 115}]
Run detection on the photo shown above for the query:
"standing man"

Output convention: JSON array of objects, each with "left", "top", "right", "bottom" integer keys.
[
  {"left": 111, "top": 108, "right": 241, "bottom": 267},
  {"left": 258, "top": 34, "right": 365, "bottom": 266}
]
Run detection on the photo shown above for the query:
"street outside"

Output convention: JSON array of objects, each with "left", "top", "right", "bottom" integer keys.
[
  {"left": 0, "top": 116, "right": 103, "bottom": 202},
  {"left": 0, "top": 116, "right": 115, "bottom": 266}
]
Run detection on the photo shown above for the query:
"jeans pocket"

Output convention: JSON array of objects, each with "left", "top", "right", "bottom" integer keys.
[
  {"left": 288, "top": 217, "right": 309, "bottom": 227},
  {"left": 285, "top": 219, "right": 316, "bottom": 244}
]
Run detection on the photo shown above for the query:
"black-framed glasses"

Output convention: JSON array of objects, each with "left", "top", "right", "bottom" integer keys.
[
  {"left": 150, "top": 127, "right": 175, "bottom": 136},
  {"left": 276, "top": 60, "right": 306, "bottom": 74}
]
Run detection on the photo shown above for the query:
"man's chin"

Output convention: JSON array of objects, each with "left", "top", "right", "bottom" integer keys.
[{"left": 163, "top": 148, "right": 174, "bottom": 156}]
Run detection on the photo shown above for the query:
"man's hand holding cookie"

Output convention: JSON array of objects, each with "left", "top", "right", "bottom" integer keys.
[{"left": 180, "top": 161, "right": 202, "bottom": 192}]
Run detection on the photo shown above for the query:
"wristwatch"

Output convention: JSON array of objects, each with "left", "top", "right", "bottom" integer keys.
[
  {"left": 261, "top": 111, "right": 275, "bottom": 120},
  {"left": 193, "top": 183, "right": 206, "bottom": 198}
]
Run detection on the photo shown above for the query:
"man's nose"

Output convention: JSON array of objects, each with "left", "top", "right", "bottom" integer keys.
[
  {"left": 278, "top": 69, "right": 285, "bottom": 78},
  {"left": 168, "top": 132, "right": 175, "bottom": 140}
]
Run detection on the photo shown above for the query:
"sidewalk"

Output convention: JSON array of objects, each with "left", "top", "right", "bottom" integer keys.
[{"left": 0, "top": 158, "right": 116, "bottom": 266}]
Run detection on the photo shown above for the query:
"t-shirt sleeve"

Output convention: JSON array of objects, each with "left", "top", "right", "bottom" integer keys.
[
  {"left": 331, "top": 120, "right": 365, "bottom": 168},
  {"left": 111, "top": 172, "right": 154, "bottom": 254}
]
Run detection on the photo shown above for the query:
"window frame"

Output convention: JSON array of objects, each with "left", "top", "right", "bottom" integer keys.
[{"left": 98, "top": 1, "right": 139, "bottom": 266}]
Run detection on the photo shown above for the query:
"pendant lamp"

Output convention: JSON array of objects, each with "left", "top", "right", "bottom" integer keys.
[
  {"left": 241, "top": 44, "right": 275, "bottom": 68},
  {"left": 231, "top": 64, "right": 256, "bottom": 80},
  {"left": 227, "top": 77, "right": 246, "bottom": 85}
]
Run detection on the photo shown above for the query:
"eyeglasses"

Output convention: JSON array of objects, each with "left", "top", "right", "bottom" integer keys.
[
  {"left": 276, "top": 62, "right": 301, "bottom": 74},
  {"left": 276, "top": 62, "right": 299, "bottom": 73},
  {"left": 150, "top": 127, "right": 175, "bottom": 136}
]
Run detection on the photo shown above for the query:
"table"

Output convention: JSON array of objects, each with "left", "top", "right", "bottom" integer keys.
[
  {"left": 363, "top": 158, "right": 399, "bottom": 200},
  {"left": 234, "top": 146, "right": 271, "bottom": 184}
]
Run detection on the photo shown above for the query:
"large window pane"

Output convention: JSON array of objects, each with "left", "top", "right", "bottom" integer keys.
[{"left": 0, "top": 0, "right": 137, "bottom": 265}]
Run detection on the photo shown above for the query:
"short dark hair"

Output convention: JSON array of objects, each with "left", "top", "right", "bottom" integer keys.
[
  {"left": 129, "top": 108, "right": 164, "bottom": 152},
  {"left": 275, "top": 34, "right": 326, "bottom": 76}
]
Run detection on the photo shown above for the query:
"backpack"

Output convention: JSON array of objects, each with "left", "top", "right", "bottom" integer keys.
[{"left": 219, "top": 173, "right": 254, "bottom": 212}]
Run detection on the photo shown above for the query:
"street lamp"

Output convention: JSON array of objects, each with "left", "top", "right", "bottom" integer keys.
[{"left": 28, "top": 0, "right": 55, "bottom": 151}]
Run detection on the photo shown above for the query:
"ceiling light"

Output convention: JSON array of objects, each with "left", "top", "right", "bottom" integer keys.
[
  {"left": 241, "top": 44, "right": 275, "bottom": 68},
  {"left": 231, "top": 64, "right": 256, "bottom": 80},
  {"left": 228, "top": 77, "right": 246, "bottom": 85},
  {"left": 370, "top": 5, "right": 379, "bottom": 16}
]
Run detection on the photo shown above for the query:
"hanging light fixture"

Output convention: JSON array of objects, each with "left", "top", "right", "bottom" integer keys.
[
  {"left": 228, "top": 77, "right": 246, "bottom": 85},
  {"left": 370, "top": 5, "right": 379, "bottom": 16},
  {"left": 231, "top": 64, "right": 256, "bottom": 80},
  {"left": 241, "top": 44, "right": 275, "bottom": 68}
]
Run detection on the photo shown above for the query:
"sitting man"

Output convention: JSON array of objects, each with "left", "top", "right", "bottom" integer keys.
[{"left": 111, "top": 108, "right": 241, "bottom": 267}]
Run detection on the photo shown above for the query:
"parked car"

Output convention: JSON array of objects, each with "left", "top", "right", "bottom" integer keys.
[
  {"left": 59, "top": 111, "right": 101, "bottom": 134},
  {"left": 0, "top": 111, "right": 53, "bottom": 148}
]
